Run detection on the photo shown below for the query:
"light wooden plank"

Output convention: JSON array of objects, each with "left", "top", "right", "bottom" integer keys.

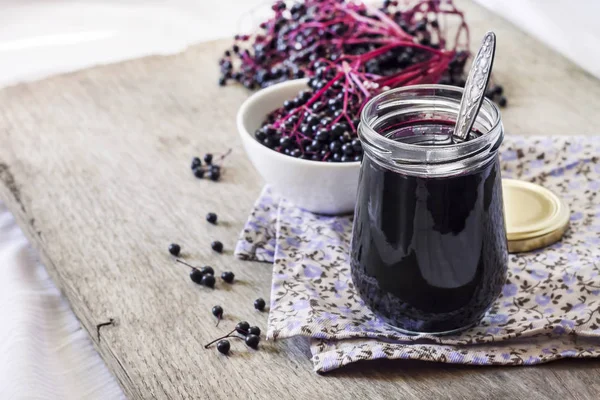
[{"left": 1, "top": 1, "right": 600, "bottom": 399}]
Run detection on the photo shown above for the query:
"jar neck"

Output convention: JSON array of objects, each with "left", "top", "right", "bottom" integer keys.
[{"left": 358, "top": 84, "right": 503, "bottom": 178}]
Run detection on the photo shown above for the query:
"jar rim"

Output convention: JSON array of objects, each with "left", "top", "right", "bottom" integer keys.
[
  {"left": 358, "top": 84, "right": 503, "bottom": 177},
  {"left": 360, "top": 84, "right": 501, "bottom": 151}
]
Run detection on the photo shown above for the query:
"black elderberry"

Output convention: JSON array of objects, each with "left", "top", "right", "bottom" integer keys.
[
  {"left": 204, "top": 153, "right": 213, "bottom": 164},
  {"left": 311, "top": 101, "right": 323, "bottom": 111},
  {"left": 235, "top": 321, "right": 250, "bottom": 335},
  {"left": 330, "top": 123, "right": 344, "bottom": 136},
  {"left": 279, "top": 136, "right": 292, "bottom": 148},
  {"left": 206, "top": 212, "right": 218, "bottom": 224},
  {"left": 263, "top": 137, "right": 277, "bottom": 148},
  {"left": 168, "top": 243, "right": 181, "bottom": 256},
  {"left": 201, "top": 274, "right": 216, "bottom": 288},
  {"left": 283, "top": 100, "right": 295, "bottom": 110},
  {"left": 305, "top": 114, "right": 318, "bottom": 126},
  {"left": 315, "top": 129, "right": 329, "bottom": 142},
  {"left": 498, "top": 96, "right": 507, "bottom": 107},
  {"left": 221, "top": 271, "right": 235, "bottom": 283},
  {"left": 248, "top": 326, "right": 261, "bottom": 336},
  {"left": 255, "top": 130, "right": 266, "bottom": 141},
  {"left": 211, "top": 241, "right": 224, "bottom": 253},
  {"left": 245, "top": 334, "right": 260, "bottom": 349},
  {"left": 191, "top": 157, "right": 202, "bottom": 170},
  {"left": 217, "top": 340, "right": 230, "bottom": 355},
  {"left": 201, "top": 266, "right": 215, "bottom": 275},
  {"left": 319, "top": 116, "right": 332, "bottom": 126},
  {"left": 290, "top": 149, "right": 302, "bottom": 158},
  {"left": 190, "top": 268, "right": 204, "bottom": 284},
  {"left": 329, "top": 140, "right": 342, "bottom": 152},
  {"left": 212, "top": 305, "right": 223, "bottom": 318},
  {"left": 207, "top": 169, "right": 221, "bottom": 181},
  {"left": 254, "top": 298, "right": 266, "bottom": 311},
  {"left": 341, "top": 143, "right": 354, "bottom": 155}
]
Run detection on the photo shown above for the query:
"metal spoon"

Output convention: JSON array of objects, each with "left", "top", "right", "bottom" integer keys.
[{"left": 452, "top": 31, "right": 496, "bottom": 142}]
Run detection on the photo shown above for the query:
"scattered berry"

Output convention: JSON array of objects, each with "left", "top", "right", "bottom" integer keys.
[
  {"left": 217, "top": 340, "right": 230, "bottom": 355},
  {"left": 212, "top": 305, "right": 224, "bottom": 326},
  {"left": 191, "top": 157, "right": 202, "bottom": 170},
  {"left": 204, "top": 153, "right": 213, "bottom": 164},
  {"left": 207, "top": 169, "right": 221, "bottom": 181},
  {"left": 201, "top": 266, "right": 215, "bottom": 275},
  {"left": 235, "top": 321, "right": 250, "bottom": 335},
  {"left": 211, "top": 241, "right": 224, "bottom": 253},
  {"left": 212, "top": 305, "right": 223, "bottom": 318},
  {"left": 254, "top": 298, "right": 266, "bottom": 311},
  {"left": 168, "top": 243, "right": 181, "bottom": 256},
  {"left": 498, "top": 96, "right": 507, "bottom": 107},
  {"left": 190, "top": 268, "right": 204, "bottom": 284},
  {"left": 206, "top": 212, "right": 218, "bottom": 224},
  {"left": 248, "top": 326, "right": 261, "bottom": 336},
  {"left": 201, "top": 274, "right": 216, "bottom": 288},
  {"left": 221, "top": 271, "right": 235, "bottom": 283},
  {"left": 245, "top": 334, "right": 260, "bottom": 349}
]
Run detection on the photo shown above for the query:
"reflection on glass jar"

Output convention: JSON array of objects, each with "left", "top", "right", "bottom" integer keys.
[{"left": 351, "top": 85, "right": 508, "bottom": 335}]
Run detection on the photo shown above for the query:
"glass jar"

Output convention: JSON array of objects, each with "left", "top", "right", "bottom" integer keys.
[{"left": 351, "top": 85, "right": 508, "bottom": 335}]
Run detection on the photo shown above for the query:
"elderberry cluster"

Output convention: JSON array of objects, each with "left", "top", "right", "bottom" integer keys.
[
  {"left": 191, "top": 150, "right": 232, "bottom": 182},
  {"left": 219, "top": 0, "right": 509, "bottom": 163},
  {"left": 255, "top": 63, "right": 363, "bottom": 162},
  {"left": 217, "top": 0, "right": 455, "bottom": 89},
  {"left": 205, "top": 321, "right": 263, "bottom": 355}
]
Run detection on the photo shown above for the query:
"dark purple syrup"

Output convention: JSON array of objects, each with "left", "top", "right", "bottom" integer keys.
[{"left": 351, "top": 122, "right": 508, "bottom": 334}]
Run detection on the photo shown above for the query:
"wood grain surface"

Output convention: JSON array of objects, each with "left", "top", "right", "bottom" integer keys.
[{"left": 1, "top": 1, "right": 600, "bottom": 399}]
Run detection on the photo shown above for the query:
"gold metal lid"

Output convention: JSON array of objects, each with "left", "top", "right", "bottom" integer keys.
[{"left": 502, "top": 179, "right": 570, "bottom": 253}]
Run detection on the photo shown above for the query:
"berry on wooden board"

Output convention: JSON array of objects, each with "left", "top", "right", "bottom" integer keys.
[
  {"left": 190, "top": 268, "right": 204, "bottom": 285},
  {"left": 201, "top": 274, "right": 216, "bottom": 288},
  {"left": 221, "top": 271, "right": 235, "bottom": 283},
  {"left": 206, "top": 212, "right": 218, "bottom": 224},
  {"left": 217, "top": 340, "right": 231, "bottom": 355},
  {"left": 235, "top": 321, "right": 250, "bottom": 335},
  {"left": 248, "top": 326, "right": 261, "bottom": 336},
  {"left": 211, "top": 241, "right": 224, "bottom": 253},
  {"left": 254, "top": 298, "right": 266, "bottom": 311},
  {"left": 200, "top": 266, "right": 215, "bottom": 276},
  {"left": 245, "top": 334, "right": 260, "bottom": 349},
  {"left": 168, "top": 243, "right": 181, "bottom": 256}
]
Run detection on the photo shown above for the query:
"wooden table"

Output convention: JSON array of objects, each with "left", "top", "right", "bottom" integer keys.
[{"left": 1, "top": 1, "right": 600, "bottom": 399}]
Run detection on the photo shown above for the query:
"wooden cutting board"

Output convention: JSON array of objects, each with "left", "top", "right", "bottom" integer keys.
[{"left": 1, "top": 1, "right": 600, "bottom": 399}]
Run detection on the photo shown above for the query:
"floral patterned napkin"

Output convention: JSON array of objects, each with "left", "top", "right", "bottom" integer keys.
[{"left": 235, "top": 136, "right": 600, "bottom": 373}]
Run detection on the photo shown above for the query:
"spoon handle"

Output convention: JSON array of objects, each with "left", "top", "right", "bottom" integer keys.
[{"left": 453, "top": 31, "right": 496, "bottom": 141}]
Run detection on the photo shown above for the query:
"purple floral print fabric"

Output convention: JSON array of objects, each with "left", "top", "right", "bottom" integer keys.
[{"left": 235, "top": 136, "right": 600, "bottom": 373}]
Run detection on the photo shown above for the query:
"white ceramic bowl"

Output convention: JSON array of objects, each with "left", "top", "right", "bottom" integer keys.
[{"left": 237, "top": 79, "right": 360, "bottom": 215}]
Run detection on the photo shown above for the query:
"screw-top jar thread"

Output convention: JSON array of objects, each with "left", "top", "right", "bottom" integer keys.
[{"left": 359, "top": 84, "right": 503, "bottom": 178}]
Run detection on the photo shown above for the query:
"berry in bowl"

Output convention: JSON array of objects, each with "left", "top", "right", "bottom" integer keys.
[{"left": 237, "top": 79, "right": 361, "bottom": 215}]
